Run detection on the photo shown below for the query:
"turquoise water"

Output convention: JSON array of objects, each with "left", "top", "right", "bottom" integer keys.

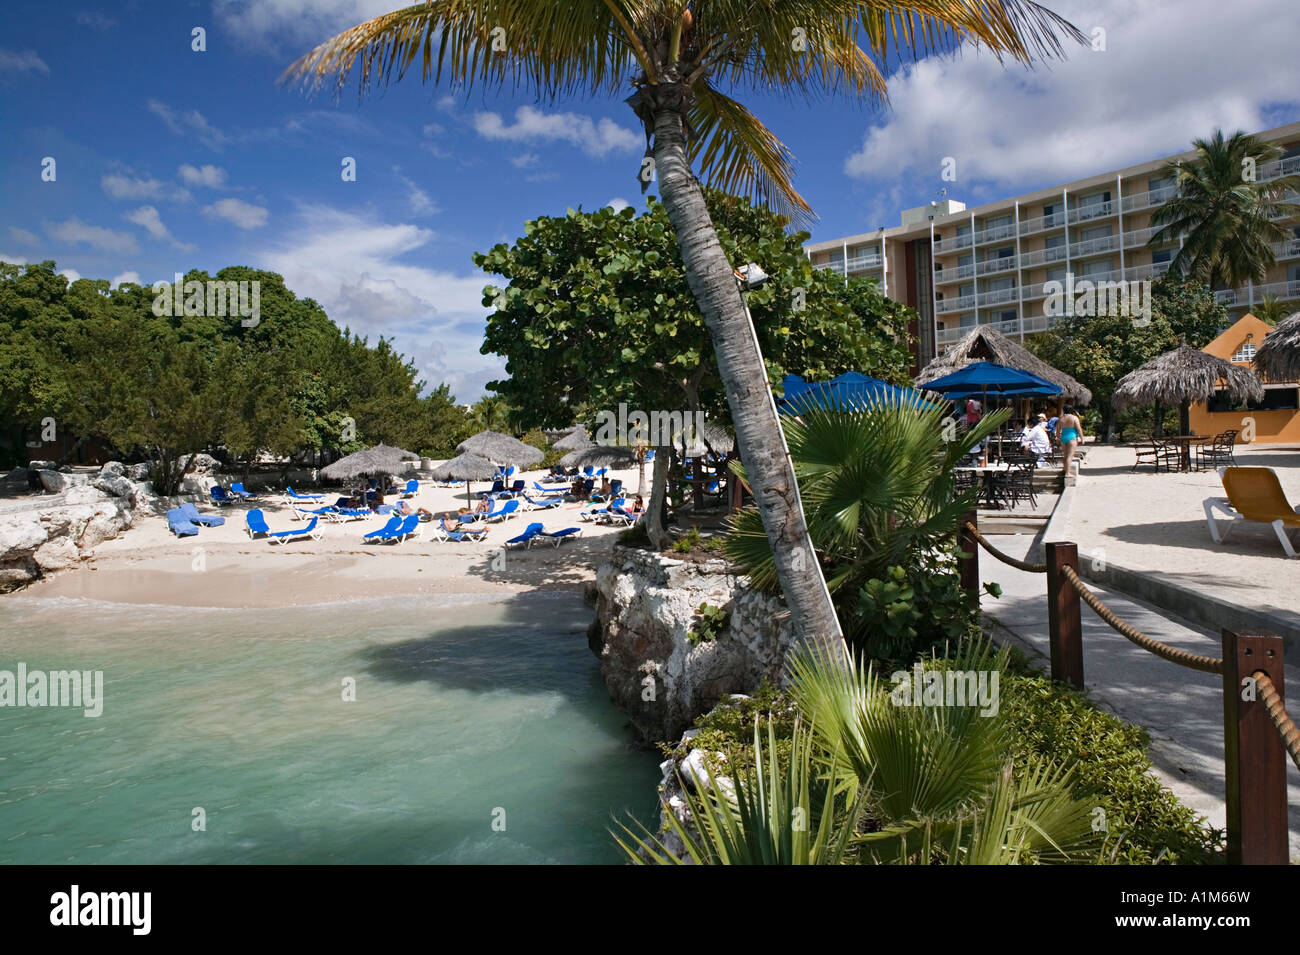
[{"left": 0, "top": 591, "right": 659, "bottom": 864}]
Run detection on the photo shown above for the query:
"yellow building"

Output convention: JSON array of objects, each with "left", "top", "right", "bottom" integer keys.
[{"left": 1190, "top": 314, "right": 1300, "bottom": 443}]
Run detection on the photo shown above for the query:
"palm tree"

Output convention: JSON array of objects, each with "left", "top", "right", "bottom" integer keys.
[
  {"left": 1254, "top": 292, "right": 1290, "bottom": 326},
  {"left": 284, "top": 1, "right": 1083, "bottom": 660},
  {"left": 1149, "top": 130, "right": 1300, "bottom": 289}
]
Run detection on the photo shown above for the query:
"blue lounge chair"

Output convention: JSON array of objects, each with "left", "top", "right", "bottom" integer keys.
[
  {"left": 295, "top": 505, "right": 339, "bottom": 522},
  {"left": 524, "top": 495, "right": 562, "bottom": 510},
  {"left": 476, "top": 480, "right": 505, "bottom": 499},
  {"left": 210, "top": 486, "right": 238, "bottom": 507},
  {"left": 458, "top": 512, "right": 484, "bottom": 526},
  {"left": 533, "top": 481, "right": 566, "bottom": 494},
  {"left": 268, "top": 516, "right": 322, "bottom": 545},
  {"left": 580, "top": 497, "right": 624, "bottom": 521},
  {"left": 245, "top": 509, "right": 272, "bottom": 539},
  {"left": 433, "top": 524, "right": 488, "bottom": 542},
  {"left": 363, "top": 515, "right": 404, "bottom": 541},
  {"left": 505, "top": 522, "right": 546, "bottom": 548},
  {"left": 180, "top": 502, "right": 225, "bottom": 527},
  {"left": 286, "top": 486, "right": 324, "bottom": 502},
  {"left": 400, "top": 479, "right": 419, "bottom": 498},
  {"left": 167, "top": 507, "right": 200, "bottom": 537},
  {"left": 483, "top": 499, "right": 519, "bottom": 523},
  {"left": 540, "top": 526, "right": 583, "bottom": 546},
  {"left": 230, "top": 482, "right": 258, "bottom": 499}
]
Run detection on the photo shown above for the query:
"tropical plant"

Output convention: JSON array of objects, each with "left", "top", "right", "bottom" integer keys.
[
  {"left": 1149, "top": 129, "right": 1300, "bottom": 289},
  {"left": 283, "top": 0, "right": 1085, "bottom": 660},
  {"left": 724, "top": 393, "right": 1007, "bottom": 654},
  {"left": 1254, "top": 292, "right": 1291, "bottom": 326}
]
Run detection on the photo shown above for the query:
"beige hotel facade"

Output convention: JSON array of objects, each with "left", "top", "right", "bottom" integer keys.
[{"left": 804, "top": 121, "right": 1300, "bottom": 369}]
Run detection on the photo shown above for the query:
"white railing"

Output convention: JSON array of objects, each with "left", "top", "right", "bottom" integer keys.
[
  {"left": 934, "top": 262, "right": 976, "bottom": 284},
  {"left": 988, "top": 317, "right": 1023, "bottom": 337},
  {"left": 978, "top": 286, "right": 1019, "bottom": 307},
  {"left": 1124, "top": 260, "right": 1174, "bottom": 282},
  {"left": 935, "top": 325, "right": 966, "bottom": 346},
  {"left": 1254, "top": 279, "right": 1300, "bottom": 300},
  {"left": 974, "top": 222, "right": 1017, "bottom": 244},
  {"left": 1259, "top": 155, "right": 1300, "bottom": 182},
  {"left": 936, "top": 293, "right": 977, "bottom": 314},
  {"left": 1121, "top": 225, "right": 1160, "bottom": 247},
  {"left": 1273, "top": 238, "right": 1300, "bottom": 260},
  {"left": 933, "top": 232, "right": 974, "bottom": 254},
  {"left": 976, "top": 256, "right": 1018, "bottom": 277},
  {"left": 844, "top": 254, "right": 883, "bottom": 273},
  {"left": 1121, "top": 185, "right": 1177, "bottom": 213},
  {"left": 1018, "top": 211, "right": 1067, "bottom": 236},
  {"left": 1020, "top": 245, "right": 1069, "bottom": 267},
  {"left": 1069, "top": 200, "right": 1115, "bottom": 224},
  {"left": 1070, "top": 233, "right": 1120, "bottom": 258}
]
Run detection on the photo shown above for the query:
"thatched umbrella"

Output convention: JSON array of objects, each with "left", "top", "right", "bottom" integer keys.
[
  {"left": 560, "top": 444, "right": 638, "bottom": 470},
  {"left": 683, "top": 422, "right": 735, "bottom": 458},
  {"left": 320, "top": 443, "right": 420, "bottom": 482},
  {"left": 427, "top": 451, "right": 499, "bottom": 504},
  {"left": 456, "top": 430, "right": 543, "bottom": 470},
  {"left": 917, "top": 326, "right": 1093, "bottom": 406},
  {"left": 552, "top": 425, "right": 592, "bottom": 452},
  {"left": 1113, "top": 344, "right": 1264, "bottom": 469},
  {"left": 1254, "top": 311, "right": 1300, "bottom": 382}
]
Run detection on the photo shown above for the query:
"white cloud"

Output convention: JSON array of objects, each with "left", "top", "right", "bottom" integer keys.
[
  {"left": 102, "top": 174, "right": 190, "bottom": 202},
  {"left": 510, "top": 153, "right": 539, "bottom": 168},
  {"left": 178, "top": 163, "right": 228, "bottom": 188},
  {"left": 842, "top": 0, "right": 1300, "bottom": 221},
  {"left": 45, "top": 218, "right": 139, "bottom": 254},
  {"left": 0, "top": 253, "right": 27, "bottom": 265},
  {"left": 436, "top": 95, "right": 456, "bottom": 112},
  {"left": 0, "top": 49, "right": 49, "bottom": 74},
  {"left": 396, "top": 171, "right": 439, "bottom": 216},
  {"left": 213, "top": 0, "right": 396, "bottom": 50},
  {"left": 126, "top": 206, "right": 196, "bottom": 251},
  {"left": 8, "top": 227, "right": 39, "bottom": 245},
  {"left": 202, "top": 198, "right": 269, "bottom": 229},
  {"left": 75, "top": 11, "right": 116, "bottom": 30},
  {"left": 111, "top": 270, "right": 142, "bottom": 289},
  {"left": 472, "top": 106, "right": 641, "bottom": 157},
  {"left": 147, "top": 99, "right": 228, "bottom": 150},
  {"left": 59, "top": 268, "right": 81, "bottom": 284},
  {"left": 423, "top": 123, "right": 445, "bottom": 137},
  {"left": 606, "top": 197, "right": 631, "bottom": 212},
  {"left": 259, "top": 204, "right": 501, "bottom": 402}
]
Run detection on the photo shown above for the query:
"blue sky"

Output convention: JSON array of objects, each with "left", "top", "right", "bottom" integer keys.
[{"left": 3, "top": 0, "right": 1298, "bottom": 402}]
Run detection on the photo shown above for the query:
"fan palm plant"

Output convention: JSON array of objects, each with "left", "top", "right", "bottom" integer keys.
[
  {"left": 725, "top": 393, "right": 1008, "bottom": 647},
  {"left": 284, "top": 1, "right": 1083, "bottom": 660},
  {"left": 1149, "top": 130, "right": 1300, "bottom": 289}
]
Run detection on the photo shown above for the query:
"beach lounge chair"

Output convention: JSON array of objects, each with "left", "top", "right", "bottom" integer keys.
[
  {"left": 431, "top": 524, "right": 488, "bottom": 543},
  {"left": 230, "top": 482, "right": 258, "bottom": 499},
  {"left": 580, "top": 497, "right": 624, "bottom": 521},
  {"left": 399, "top": 479, "right": 419, "bottom": 498},
  {"left": 600, "top": 506, "right": 641, "bottom": 527},
  {"left": 523, "top": 494, "right": 562, "bottom": 510},
  {"left": 502, "top": 480, "right": 526, "bottom": 497},
  {"left": 1204, "top": 466, "right": 1300, "bottom": 558},
  {"left": 295, "top": 505, "right": 341, "bottom": 522},
  {"left": 210, "top": 486, "right": 238, "bottom": 507},
  {"left": 483, "top": 499, "right": 519, "bottom": 523},
  {"left": 166, "top": 507, "right": 200, "bottom": 537},
  {"left": 268, "top": 516, "right": 323, "bottom": 545},
  {"left": 245, "top": 509, "right": 272, "bottom": 539},
  {"left": 179, "top": 502, "right": 225, "bottom": 527},
  {"left": 539, "top": 527, "right": 583, "bottom": 546},
  {"left": 363, "top": 515, "right": 405, "bottom": 542},
  {"left": 476, "top": 480, "right": 505, "bottom": 499},
  {"left": 505, "top": 522, "right": 546, "bottom": 548},
  {"left": 286, "top": 486, "right": 324, "bottom": 502}
]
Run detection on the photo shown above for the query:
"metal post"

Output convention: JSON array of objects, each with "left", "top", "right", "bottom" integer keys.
[
  {"left": 1221, "top": 628, "right": 1288, "bottom": 865},
  {"left": 1045, "top": 542, "right": 1084, "bottom": 689}
]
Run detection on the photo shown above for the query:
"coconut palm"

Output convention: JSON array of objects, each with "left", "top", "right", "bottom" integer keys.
[
  {"left": 1254, "top": 293, "right": 1290, "bottom": 326},
  {"left": 284, "top": 1, "right": 1083, "bottom": 659},
  {"left": 1149, "top": 130, "right": 1300, "bottom": 289}
]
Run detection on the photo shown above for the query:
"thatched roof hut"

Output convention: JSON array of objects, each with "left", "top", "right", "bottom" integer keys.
[
  {"left": 683, "top": 422, "right": 735, "bottom": 458},
  {"left": 1254, "top": 311, "right": 1300, "bottom": 382},
  {"left": 1112, "top": 345, "right": 1264, "bottom": 411},
  {"left": 552, "top": 426, "right": 592, "bottom": 452},
  {"left": 560, "top": 445, "right": 637, "bottom": 469},
  {"left": 456, "top": 430, "right": 544, "bottom": 467},
  {"left": 320, "top": 444, "right": 419, "bottom": 481},
  {"left": 917, "top": 327, "right": 1093, "bottom": 405},
  {"left": 427, "top": 452, "right": 498, "bottom": 481}
]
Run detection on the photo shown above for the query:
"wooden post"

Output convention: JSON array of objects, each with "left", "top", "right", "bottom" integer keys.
[
  {"left": 1221, "top": 629, "right": 1288, "bottom": 865},
  {"left": 1045, "top": 542, "right": 1084, "bottom": 690},
  {"left": 958, "top": 510, "right": 979, "bottom": 602}
]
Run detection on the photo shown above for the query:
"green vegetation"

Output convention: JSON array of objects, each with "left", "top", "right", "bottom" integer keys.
[
  {"left": 687, "top": 603, "right": 730, "bottom": 645},
  {"left": 0, "top": 261, "right": 469, "bottom": 487}
]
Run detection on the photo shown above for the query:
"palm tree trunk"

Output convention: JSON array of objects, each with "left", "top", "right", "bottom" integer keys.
[
  {"left": 645, "top": 445, "right": 672, "bottom": 550},
  {"left": 650, "top": 102, "right": 844, "bottom": 659}
]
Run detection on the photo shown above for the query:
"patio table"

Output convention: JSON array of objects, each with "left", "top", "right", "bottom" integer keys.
[
  {"left": 1156, "top": 435, "right": 1211, "bottom": 473},
  {"left": 955, "top": 462, "right": 1011, "bottom": 509}
]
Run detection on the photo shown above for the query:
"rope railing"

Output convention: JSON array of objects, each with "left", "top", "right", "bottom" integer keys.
[
  {"left": 1254, "top": 670, "right": 1300, "bottom": 772},
  {"left": 1059, "top": 564, "right": 1224, "bottom": 674},
  {"left": 962, "top": 521, "right": 1047, "bottom": 574}
]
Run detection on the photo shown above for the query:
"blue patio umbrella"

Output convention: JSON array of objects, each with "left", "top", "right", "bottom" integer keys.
[
  {"left": 778, "top": 372, "right": 934, "bottom": 415},
  {"left": 921, "top": 361, "right": 1057, "bottom": 395}
]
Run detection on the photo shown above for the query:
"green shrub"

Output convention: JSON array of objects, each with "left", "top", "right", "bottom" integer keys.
[
  {"left": 688, "top": 603, "right": 730, "bottom": 644},
  {"left": 673, "top": 527, "right": 704, "bottom": 554}
]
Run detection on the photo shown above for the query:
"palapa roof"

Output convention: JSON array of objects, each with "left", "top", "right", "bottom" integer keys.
[
  {"left": 456, "top": 430, "right": 544, "bottom": 466},
  {"left": 560, "top": 444, "right": 638, "bottom": 469},
  {"left": 683, "top": 422, "right": 735, "bottom": 458},
  {"left": 916, "top": 327, "right": 1093, "bottom": 405},
  {"left": 551, "top": 425, "right": 592, "bottom": 452},
  {"left": 427, "top": 452, "right": 499, "bottom": 481},
  {"left": 1112, "top": 344, "right": 1264, "bottom": 410},
  {"left": 1254, "top": 311, "right": 1300, "bottom": 383},
  {"left": 319, "top": 443, "right": 419, "bottom": 480}
]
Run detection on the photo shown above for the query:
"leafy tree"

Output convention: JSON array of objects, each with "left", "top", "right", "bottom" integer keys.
[
  {"left": 285, "top": 0, "right": 1083, "bottom": 660},
  {"left": 1149, "top": 129, "right": 1300, "bottom": 289}
]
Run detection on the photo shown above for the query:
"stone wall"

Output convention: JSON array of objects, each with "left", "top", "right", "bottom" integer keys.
[{"left": 590, "top": 547, "right": 795, "bottom": 743}]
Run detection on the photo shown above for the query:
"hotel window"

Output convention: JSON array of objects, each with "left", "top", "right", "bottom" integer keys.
[
  {"left": 959, "top": 283, "right": 974, "bottom": 298},
  {"left": 1080, "top": 224, "right": 1113, "bottom": 240},
  {"left": 1042, "top": 202, "right": 1061, "bottom": 226},
  {"left": 987, "top": 276, "right": 1015, "bottom": 291},
  {"left": 984, "top": 214, "right": 1014, "bottom": 240},
  {"left": 1231, "top": 341, "right": 1257, "bottom": 363},
  {"left": 956, "top": 224, "right": 972, "bottom": 238},
  {"left": 1074, "top": 190, "right": 1112, "bottom": 220},
  {"left": 1148, "top": 175, "right": 1175, "bottom": 200},
  {"left": 959, "top": 312, "right": 977, "bottom": 327},
  {"left": 1080, "top": 258, "right": 1114, "bottom": 276},
  {"left": 997, "top": 309, "right": 1018, "bottom": 323},
  {"left": 1046, "top": 266, "right": 1067, "bottom": 283},
  {"left": 958, "top": 253, "right": 974, "bottom": 269},
  {"left": 1210, "top": 386, "right": 1299, "bottom": 413},
  {"left": 987, "top": 245, "right": 1015, "bottom": 260},
  {"left": 1151, "top": 248, "right": 1173, "bottom": 264}
]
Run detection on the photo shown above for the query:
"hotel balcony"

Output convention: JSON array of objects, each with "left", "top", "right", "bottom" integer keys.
[
  {"left": 932, "top": 232, "right": 974, "bottom": 254},
  {"left": 1068, "top": 200, "right": 1116, "bottom": 225},
  {"left": 1215, "top": 279, "right": 1300, "bottom": 307},
  {"left": 1274, "top": 237, "right": 1300, "bottom": 261},
  {"left": 1259, "top": 155, "right": 1300, "bottom": 182},
  {"left": 1121, "top": 185, "right": 1177, "bottom": 213},
  {"left": 933, "top": 262, "right": 976, "bottom": 284},
  {"left": 935, "top": 292, "right": 977, "bottom": 314},
  {"left": 1020, "top": 245, "right": 1069, "bottom": 267},
  {"left": 978, "top": 285, "right": 1020, "bottom": 307},
  {"left": 1018, "top": 211, "right": 1067, "bottom": 237}
]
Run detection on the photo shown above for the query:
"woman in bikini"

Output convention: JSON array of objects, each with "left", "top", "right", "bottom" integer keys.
[{"left": 1058, "top": 405, "right": 1084, "bottom": 476}]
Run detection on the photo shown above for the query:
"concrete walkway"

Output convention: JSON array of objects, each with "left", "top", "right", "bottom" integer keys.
[{"left": 977, "top": 532, "right": 1300, "bottom": 861}]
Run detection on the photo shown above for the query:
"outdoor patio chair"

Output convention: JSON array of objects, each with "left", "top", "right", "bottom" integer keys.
[
  {"left": 1198, "top": 430, "right": 1239, "bottom": 470},
  {"left": 210, "top": 486, "right": 238, "bottom": 506},
  {"left": 230, "top": 482, "right": 258, "bottom": 499},
  {"left": 1204, "top": 466, "right": 1300, "bottom": 558},
  {"left": 267, "top": 516, "right": 323, "bottom": 545},
  {"left": 1131, "top": 440, "right": 1164, "bottom": 473},
  {"left": 505, "top": 522, "right": 546, "bottom": 548},
  {"left": 539, "top": 526, "right": 583, "bottom": 546}
]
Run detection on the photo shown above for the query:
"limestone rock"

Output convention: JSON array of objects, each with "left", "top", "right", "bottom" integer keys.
[
  {"left": 186, "top": 453, "right": 222, "bottom": 473},
  {"left": 38, "top": 469, "right": 69, "bottom": 493},
  {"left": 65, "top": 485, "right": 107, "bottom": 505},
  {"left": 27, "top": 459, "right": 56, "bottom": 471},
  {"left": 98, "top": 461, "right": 126, "bottom": 477},
  {"left": 0, "top": 518, "right": 48, "bottom": 557},
  {"left": 93, "top": 472, "right": 135, "bottom": 499},
  {"left": 125, "top": 462, "right": 151, "bottom": 481},
  {"left": 34, "top": 536, "right": 79, "bottom": 571}
]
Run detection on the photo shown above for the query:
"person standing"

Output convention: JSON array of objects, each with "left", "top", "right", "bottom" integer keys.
[
  {"left": 1058, "top": 405, "right": 1083, "bottom": 476},
  {"left": 964, "top": 398, "right": 983, "bottom": 427},
  {"left": 1046, "top": 410, "right": 1060, "bottom": 442}
]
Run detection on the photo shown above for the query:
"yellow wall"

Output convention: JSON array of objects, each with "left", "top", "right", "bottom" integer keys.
[{"left": 1189, "top": 314, "right": 1300, "bottom": 443}]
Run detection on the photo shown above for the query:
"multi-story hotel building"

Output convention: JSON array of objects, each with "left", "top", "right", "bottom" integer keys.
[{"left": 804, "top": 121, "right": 1300, "bottom": 367}]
